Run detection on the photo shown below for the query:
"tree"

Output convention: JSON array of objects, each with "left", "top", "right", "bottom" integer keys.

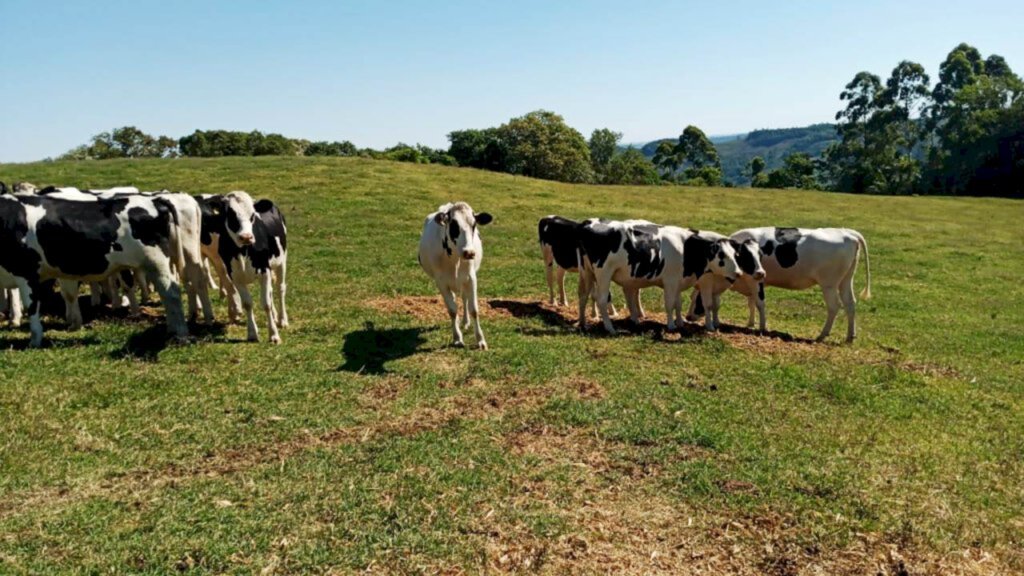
[
  {"left": 447, "top": 128, "right": 507, "bottom": 171},
  {"left": 760, "top": 153, "right": 819, "bottom": 189},
  {"left": 925, "top": 44, "right": 1024, "bottom": 195},
  {"left": 651, "top": 140, "right": 680, "bottom": 179},
  {"left": 58, "top": 126, "right": 177, "bottom": 160},
  {"left": 497, "top": 110, "right": 594, "bottom": 183},
  {"left": 304, "top": 140, "right": 358, "bottom": 156},
  {"left": 604, "top": 147, "right": 660, "bottom": 185},
  {"left": 747, "top": 156, "right": 767, "bottom": 186},
  {"left": 588, "top": 128, "right": 621, "bottom": 181}
]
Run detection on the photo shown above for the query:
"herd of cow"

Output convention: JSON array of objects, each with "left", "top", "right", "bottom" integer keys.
[
  {"left": 1, "top": 190, "right": 870, "bottom": 351},
  {"left": 0, "top": 182, "right": 288, "bottom": 347},
  {"left": 419, "top": 201, "right": 871, "bottom": 350}
]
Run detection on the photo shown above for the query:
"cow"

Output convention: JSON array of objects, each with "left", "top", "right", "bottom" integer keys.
[
  {"left": 418, "top": 202, "right": 492, "bottom": 349},
  {"left": 0, "top": 193, "right": 188, "bottom": 347},
  {"left": 198, "top": 191, "right": 288, "bottom": 343},
  {"left": 576, "top": 220, "right": 743, "bottom": 334},
  {"left": 680, "top": 231, "right": 766, "bottom": 329},
  {"left": 538, "top": 215, "right": 633, "bottom": 318},
  {"left": 688, "top": 227, "right": 871, "bottom": 342},
  {"left": 23, "top": 187, "right": 213, "bottom": 329},
  {"left": 195, "top": 194, "right": 239, "bottom": 319}
]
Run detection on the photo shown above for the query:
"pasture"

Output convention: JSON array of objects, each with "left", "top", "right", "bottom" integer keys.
[{"left": 1, "top": 157, "right": 1022, "bottom": 574}]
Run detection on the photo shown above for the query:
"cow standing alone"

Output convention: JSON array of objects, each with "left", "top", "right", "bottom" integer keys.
[{"left": 419, "top": 202, "right": 492, "bottom": 349}]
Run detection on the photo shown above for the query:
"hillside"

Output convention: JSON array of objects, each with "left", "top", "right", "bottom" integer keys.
[
  {"left": 641, "top": 123, "right": 839, "bottom": 185},
  {"left": 1, "top": 158, "right": 1022, "bottom": 574}
]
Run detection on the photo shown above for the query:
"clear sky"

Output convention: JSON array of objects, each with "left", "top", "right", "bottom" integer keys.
[{"left": 2, "top": 0, "right": 1022, "bottom": 162}]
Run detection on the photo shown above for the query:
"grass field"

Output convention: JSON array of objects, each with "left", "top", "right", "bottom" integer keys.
[{"left": 1, "top": 157, "right": 1023, "bottom": 575}]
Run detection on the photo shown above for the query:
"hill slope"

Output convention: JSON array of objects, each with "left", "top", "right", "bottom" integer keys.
[
  {"left": 0, "top": 158, "right": 1022, "bottom": 574},
  {"left": 641, "top": 124, "right": 839, "bottom": 185}
]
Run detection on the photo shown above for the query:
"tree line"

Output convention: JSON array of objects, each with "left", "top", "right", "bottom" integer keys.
[{"left": 53, "top": 42, "right": 1021, "bottom": 197}]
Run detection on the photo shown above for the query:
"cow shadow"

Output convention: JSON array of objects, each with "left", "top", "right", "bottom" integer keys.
[
  {"left": 337, "top": 322, "right": 437, "bottom": 375},
  {"left": 713, "top": 323, "right": 817, "bottom": 344},
  {"left": 110, "top": 322, "right": 227, "bottom": 362},
  {"left": 489, "top": 299, "right": 576, "bottom": 328}
]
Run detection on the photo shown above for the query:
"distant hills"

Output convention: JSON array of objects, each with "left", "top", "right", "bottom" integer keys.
[{"left": 637, "top": 123, "right": 839, "bottom": 185}]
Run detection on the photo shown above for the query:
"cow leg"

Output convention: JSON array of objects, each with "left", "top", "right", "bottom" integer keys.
[
  {"left": 436, "top": 280, "right": 463, "bottom": 347},
  {"left": 635, "top": 289, "right": 645, "bottom": 318},
  {"left": 15, "top": 279, "right": 44, "bottom": 348},
  {"left": 465, "top": 274, "right": 487, "bottom": 350},
  {"left": 556, "top": 267, "right": 569, "bottom": 307},
  {"left": 711, "top": 291, "right": 723, "bottom": 329},
  {"left": 593, "top": 270, "right": 616, "bottom": 334},
  {"left": 117, "top": 270, "right": 140, "bottom": 315},
  {"left": 138, "top": 268, "right": 152, "bottom": 303},
  {"left": 625, "top": 287, "right": 641, "bottom": 324},
  {"left": 577, "top": 271, "right": 592, "bottom": 329},
  {"left": 607, "top": 289, "right": 617, "bottom": 317},
  {"left": 212, "top": 258, "right": 240, "bottom": 322},
  {"left": 186, "top": 259, "right": 214, "bottom": 324},
  {"left": 840, "top": 276, "right": 857, "bottom": 343},
  {"left": 89, "top": 281, "right": 104, "bottom": 307},
  {"left": 258, "top": 272, "right": 281, "bottom": 344},
  {"left": 148, "top": 265, "right": 189, "bottom": 343},
  {"left": 234, "top": 281, "right": 259, "bottom": 342},
  {"left": 274, "top": 262, "right": 289, "bottom": 328},
  {"left": 545, "top": 257, "right": 556, "bottom": 305},
  {"left": 204, "top": 258, "right": 220, "bottom": 293},
  {"left": 461, "top": 289, "right": 472, "bottom": 330},
  {"left": 755, "top": 282, "right": 767, "bottom": 332},
  {"left": 663, "top": 279, "right": 681, "bottom": 332},
  {"left": 698, "top": 281, "right": 718, "bottom": 331},
  {"left": 58, "top": 279, "right": 83, "bottom": 331},
  {"left": 816, "top": 286, "right": 842, "bottom": 342}
]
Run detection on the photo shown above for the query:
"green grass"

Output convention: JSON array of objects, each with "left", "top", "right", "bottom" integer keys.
[{"left": 1, "top": 157, "right": 1022, "bottom": 574}]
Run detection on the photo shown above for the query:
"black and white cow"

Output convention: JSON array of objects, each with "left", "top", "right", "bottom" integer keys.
[
  {"left": 688, "top": 227, "right": 872, "bottom": 342},
  {"left": 23, "top": 186, "right": 213, "bottom": 329},
  {"left": 576, "top": 220, "right": 743, "bottom": 334},
  {"left": 198, "top": 191, "right": 289, "bottom": 343},
  {"left": 419, "top": 202, "right": 492, "bottom": 349},
  {"left": 681, "top": 231, "right": 766, "bottom": 329},
  {"left": 0, "top": 193, "right": 188, "bottom": 347},
  {"left": 538, "top": 215, "right": 631, "bottom": 318}
]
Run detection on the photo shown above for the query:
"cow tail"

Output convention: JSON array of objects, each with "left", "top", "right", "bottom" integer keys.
[{"left": 852, "top": 230, "right": 871, "bottom": 300}]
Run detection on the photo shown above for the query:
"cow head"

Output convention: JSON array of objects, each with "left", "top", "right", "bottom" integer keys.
[
  {"left": 222, "top": 191, "right": 258, "bottom": 247},
  {"left": 730, "top": 238, "right": 766, "bottom": 281},
  {"left": 434, "top": 202, "right": 492, "bottom": 260},
  {"left": 705, "top": 238, "right": 742, "bottom": 283},
  {"left": 12, "top": 182, "right": 37, "bottom": 195}
]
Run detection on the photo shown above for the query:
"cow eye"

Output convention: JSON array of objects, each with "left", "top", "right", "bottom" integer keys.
[{"left": 250, "top": 214, "right": 256, "bottom": 223}]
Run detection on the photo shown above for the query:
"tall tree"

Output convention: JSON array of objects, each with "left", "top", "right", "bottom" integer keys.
[{"left": 588, "top": 128, "right": 621, "bottom": 181}]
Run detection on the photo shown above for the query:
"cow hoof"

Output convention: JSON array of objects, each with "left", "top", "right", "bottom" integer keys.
[
  {"left": 452, "top": 340, "right": 465, "bottom": 348},
  {"left": 248, "top": 335, "right": 259, "bottom": 343},
  {"left": 477, "top": 341, "right": 488, "bottom": 350},
  {"left": 271, "top": 335, "right": 282, "bottom": 345}
]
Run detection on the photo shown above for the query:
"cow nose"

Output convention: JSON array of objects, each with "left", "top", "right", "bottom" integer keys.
[
  {"left": 240, "top": 232, "right": 255, "bottom": 245},
  {"left": 461, "top": 250, "right": 476, "bottom": 260},
  {"left": 754, "top": 271, "right": 766, "bottom": 281}
]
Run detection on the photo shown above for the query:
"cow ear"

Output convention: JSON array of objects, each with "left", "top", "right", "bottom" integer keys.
[
  {"left": 0, "top": 182, "right": 7, "bottom": 195},
  {"left": 475, "top": 212, "right": 493, "bottom": 226},
  {"left": 434, "top": 212, "right": 449, "bottom": 225}
]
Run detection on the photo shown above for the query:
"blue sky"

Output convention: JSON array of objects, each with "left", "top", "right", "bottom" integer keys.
[{"left": 2, "top": 0, "right": 1022, "bottom": 162}]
